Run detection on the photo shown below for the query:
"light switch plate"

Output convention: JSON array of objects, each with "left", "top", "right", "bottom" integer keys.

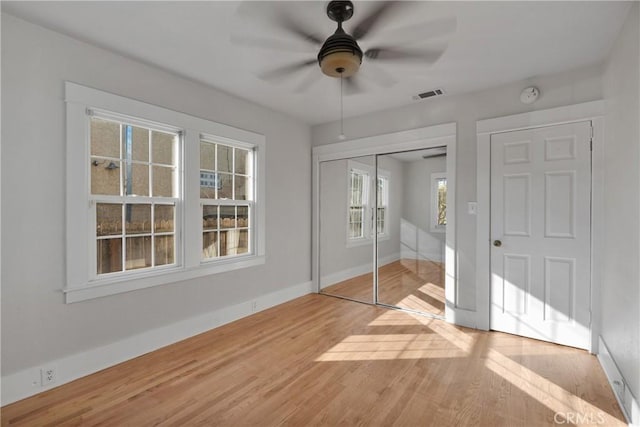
[{"left": 468, "top": 202, "right": 477, "bottom": 215}]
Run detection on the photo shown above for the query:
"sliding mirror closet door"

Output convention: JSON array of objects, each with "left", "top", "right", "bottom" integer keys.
[
  {"left": 319, "top": 156, "right": 375, "bottom": 303},
  {"left": 376, "top": 148, "right": 447, "bottom": 316}
]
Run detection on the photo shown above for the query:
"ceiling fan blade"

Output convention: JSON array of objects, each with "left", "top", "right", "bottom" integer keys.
[
  {"left": 364, "top": 46, "right": 446, "bottom": 64},
  {"left": 293, "top": 67, "right": 323, "bottom": 93},
  {"left": 257, "top": 59, "right": 317, "bottom": 82},
  {"left": 351, "top": 1, "right": 406, "bottom": 41},
  {"left": 230, "top": 34, "right": 315, "bottom": 53},
  {"left": 362, "top": 62, "right": 397, "bottom": 88},
  {"left": 236, "top": 2, "right": 323, "bottom": 46},
  {"left": 381, "top": 17, "right": 457, "bottom": 46},
  {"left": 343, "top": 76, "right": 364, "bottom": 96}
]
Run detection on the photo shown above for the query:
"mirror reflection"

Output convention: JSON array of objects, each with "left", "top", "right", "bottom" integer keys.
[
  {"left": 377, "top": 148, "right": 447, "bottom": 316},
  {"left": 319, "top": 156, "right": 375, "bottom": 303}
]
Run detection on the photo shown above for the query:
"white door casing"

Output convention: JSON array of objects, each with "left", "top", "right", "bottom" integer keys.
[{"left": 490, "top": 121, "right": 592, "bottom": 349}]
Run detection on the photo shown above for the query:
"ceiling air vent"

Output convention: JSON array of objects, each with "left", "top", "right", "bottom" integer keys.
[{"left": 413, "top": 89, "right": 445, "bottom": 100}]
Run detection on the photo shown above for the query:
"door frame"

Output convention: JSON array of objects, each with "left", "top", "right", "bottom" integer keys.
[
  {"left": 312, "top": 122, "right": 461, "bottom": 323},
  {"left": 475, "top": 100, "right": 605, "bottom": 353}
]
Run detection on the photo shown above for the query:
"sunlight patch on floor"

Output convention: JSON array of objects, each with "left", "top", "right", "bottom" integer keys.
[
  {"left": 315, "top": 333, "right": 469, "bottom": 361},
  {"left": 484, "top": 348, "right": 625, "bottom": 425},
  {"left": 417, "top": 282, "right": 445, "bottom": 302}
]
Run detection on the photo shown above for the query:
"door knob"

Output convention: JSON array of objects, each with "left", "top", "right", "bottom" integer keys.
[{"left": 493, "top": 240, "right": 502, "bottom": 247}]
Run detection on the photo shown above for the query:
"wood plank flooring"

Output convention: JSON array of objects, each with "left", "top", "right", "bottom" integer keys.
[
  {"left": 1, "top": 294, "right": 625, "bottom": 426},
  {"left": 322, "top": 259, "right": 445, "bottom": 316}
]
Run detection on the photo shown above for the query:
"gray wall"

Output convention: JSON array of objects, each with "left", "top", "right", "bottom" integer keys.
[
  {"left": 1, "top": 14, "right": 311, "bottom": 375},
  {"left": 401, "top": 156, "right": 447, "bottom": 262},
  {"left": 601, "top": 2, "right": 640, "bottom": 402},
  {"left": 319, "top": 156, "right": 403, "bottom": 281},
  {"left": 312, "top": 63, "right": 604, "bottom": 310}
]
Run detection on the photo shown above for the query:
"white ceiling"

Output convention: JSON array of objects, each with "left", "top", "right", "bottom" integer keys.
[{"left": 2, "top": 1, "right": 630, "bottom": 125}]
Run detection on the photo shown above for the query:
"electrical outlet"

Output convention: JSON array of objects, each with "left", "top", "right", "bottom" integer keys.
[{"left": 40, "top": 367, "right": 56, "bottom": 386}]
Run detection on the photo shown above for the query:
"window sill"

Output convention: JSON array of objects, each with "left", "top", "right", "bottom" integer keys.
[
  {"left": 64, "top": 255, "right": 265, "bottom": 303},
  {"left": 346, "top": 234, "right": 390, "bottom": 248}
]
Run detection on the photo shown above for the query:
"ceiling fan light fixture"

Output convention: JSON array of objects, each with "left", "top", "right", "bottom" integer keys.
[{"left": 319, "top": 50, "right": 362, "bottom": 78}]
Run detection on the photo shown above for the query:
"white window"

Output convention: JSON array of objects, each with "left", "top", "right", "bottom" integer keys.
[
  {"left": 90, "top": 114, "right": 181, "bottom": 277},
  {"left": 200, "top": 138, "right": 255, "bottom": 261},
  {"left": 376, "top": 176, "right": 389, "bottom": 237},
  {"left": 346, "top": 161, "right": 389, "bottom": 246},
  {"left": 65, "top": 82, "right": 265, "bottom": 303},
  {"left": 430, "top": 172, "right": 447, "bottom": 233},
  {"left": 348, "top": 168, "right": 368, "bottom": 240}
]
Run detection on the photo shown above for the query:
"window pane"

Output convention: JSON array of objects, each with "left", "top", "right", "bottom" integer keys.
[
  {"left": 220, "top": 230, "right": 241, "bottom": 256},
  {"left": 203, "top": 205, "right": 219, "bottom": 230},
  {"left": 91, "top": 159, "right": 121, "bottom": 195},
  {"left": 200, "top": 142, "right": 215, "bottom": 171},
  {"left": 125, "top": 204, "right": 151, "bottom": 235},
  {"left": 349, "top": 207, "right": 363, "bottom": 239},
  {"left": 350, "top": 172, "right": 364, "bottom": 205},
  {"left": 200, "top": 184, "right": 216, "bottom": 199},
  {"left": 125, "top": 236, "right": 152, "bottom": 270},
  {"left": 97, "top": 238, "right": 122, "bottom": 274},
  {"left": 377, "top": 178, "right": 387, "bottom": 206},
  {"left": 349, "top": 222, "right": 362, "bottom": 239},
  {"left": 234, "top": 175, "right": 249, "bottom": 201},
  {"left": 129, "top": 126, "right": 149, "bottom": 162},
  {"left": 220, "top": 206, "right": 236, "bottom": 228},
  {"left": 152, "top": 131, "right": 174, "bottom": 165},
  {"left": 438, "top": 179, "right": 447, "bottom": 225},
  {"left": 237, "top": 230, "right": 249, "bottom": 254},
  {"left": 97, "top": 203, "right": 122, "bottom": 236},
  {"left": 155, "top": 204, "right": 174, "bottom": 233},
  {"left": 217, "top": 173, "right": 233, "bottom": 199},
  {"left": 235, "top": 148, "right": 250, "bottom": 175},
  {"left": 153, "top": 166, "right": 174, "bottom": 197},
  {"left": 237, "top": 206, "right": 249, "bottom": 228},
  {"left": 125, "top": 163, "right": 149, "bottom": 196},
  {"left": 377, "top": 208, "right": 385, "bottom": 234},
  {"left": 217, "top": 144, "right": 232, "bottom": 173},
  {"left": 90, "top": 118, "right": 120, "bottom": 158},
  {"left": 202, "top": 231, "right": 218, "bottom": 259},
  {"left": 155, "top": 235, "right": 174, "bottom": 266}
]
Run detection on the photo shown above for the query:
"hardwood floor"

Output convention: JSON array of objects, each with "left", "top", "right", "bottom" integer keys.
[
  {"left": 1, "top": 294, "right": 625, "bottom": 426},
  {"left": 322, "top": 259, "right": 445, "bottom": 316}
]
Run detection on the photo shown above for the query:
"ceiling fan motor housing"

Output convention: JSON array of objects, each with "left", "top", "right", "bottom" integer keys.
[{"left": 318, "top": 0, "right": 363, "bottom": 78}]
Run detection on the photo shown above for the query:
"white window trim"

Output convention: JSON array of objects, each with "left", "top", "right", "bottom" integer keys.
[
  {"left": 345, "top": 160, "right": 390, "bottom": 248},
  {"left": 65, "top": 82, "right": 266, "bottom": 303},
  {"left": 430, "top": 172, "right": 447, "bottom": 233}
]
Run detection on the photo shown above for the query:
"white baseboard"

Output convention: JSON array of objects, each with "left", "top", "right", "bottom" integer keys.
[
  {"left": 320, "top": 252, "right": 400, "bottom": 288},
  {"left": 1, "top": 280, "right": 313, "bottom": 406},
  {"left": 445, "top": 306, "right": 479, "bottom": 329},
  {"left": 597, "top": 336, "right": 640, "bottom": 426},
  {"left": 400, "top": 249, "right": 443, "bottom": 263}
]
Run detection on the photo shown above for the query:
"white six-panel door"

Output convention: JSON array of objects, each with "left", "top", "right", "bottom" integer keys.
[{"left": 490, "top": 121, "right": 592, "bottom": 349}]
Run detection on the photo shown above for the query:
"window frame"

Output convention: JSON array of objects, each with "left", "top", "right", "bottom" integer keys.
[
  {"left": 430, "top": 172, "right": 447, "bottom": 233},
  {"left": 199, "top": 135, "right": 256, "bottom": 263},
  {"left": 345, "top": 160, "right": 390, "bottom": 247},
  {"left": 65, "top": 82, "right": 265, "bottom": 303},
  {"left": 88, "top": 111, "right": 183, "bottom": 280}
]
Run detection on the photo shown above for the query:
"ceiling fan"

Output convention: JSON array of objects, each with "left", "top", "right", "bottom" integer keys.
[{"left": 233, "top": 1, "right": 456, "bottom": 94}]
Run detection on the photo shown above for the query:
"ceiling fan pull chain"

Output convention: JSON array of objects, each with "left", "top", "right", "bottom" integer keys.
[{"left": 339, "top": 74, "right": 346, "bottom": 140}]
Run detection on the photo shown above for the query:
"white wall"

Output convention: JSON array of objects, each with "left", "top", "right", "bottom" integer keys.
[
  {"left": 1, "top": 12, "right": 311, "bottom": 387},
  {"left": 313, "top": 63, "right": 604, "bottom": 311},
  {"left": 601, "top": 1, "right": 640, "bottom": 409},
  {"left": 401, "top": 156, "right": 446, "bottom": 263}
]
